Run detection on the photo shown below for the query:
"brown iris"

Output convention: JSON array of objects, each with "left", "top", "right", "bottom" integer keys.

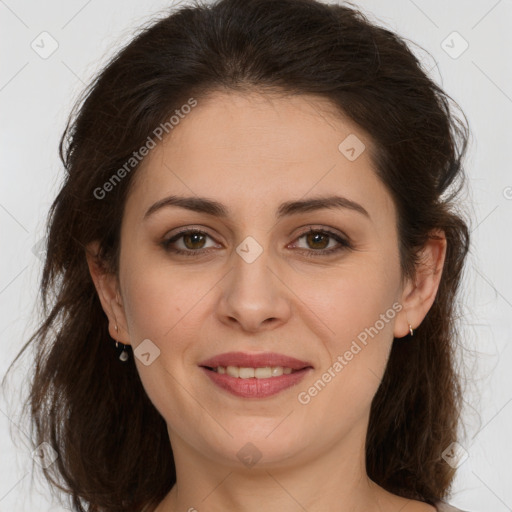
[
  {"left": 305, "top": 231, "right": 329, "bottom": 250},
  {"left": 182, "top": 232, "right": 207, "bottom": 250}
]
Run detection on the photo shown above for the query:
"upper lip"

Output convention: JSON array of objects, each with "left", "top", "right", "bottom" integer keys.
[{"left": 199, "top": 351, "right": 313, "bottom": 370}]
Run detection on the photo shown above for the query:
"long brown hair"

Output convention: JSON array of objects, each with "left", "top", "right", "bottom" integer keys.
[{"left": 3, "top": 0, "right": 471, "bottom": 510}]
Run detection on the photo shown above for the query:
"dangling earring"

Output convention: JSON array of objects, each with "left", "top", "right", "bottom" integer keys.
[
  {"left": 114, "top": 323, "right": 129, "bottom": 362},
  {"left": 409, "top": 323, "right": 414, "bottom": 336}
]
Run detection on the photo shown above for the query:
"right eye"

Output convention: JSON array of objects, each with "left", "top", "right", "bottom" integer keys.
[{"left": 161, "top": 229, "right": 220, "bottom": 256}]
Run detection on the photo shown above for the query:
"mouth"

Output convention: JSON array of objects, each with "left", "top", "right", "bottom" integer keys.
[
  {"left": 204, "top": 365, "right": 302, "bottom": 378},
  {"left": 199, "top": 352, "right": 313, "bottom": 398}
]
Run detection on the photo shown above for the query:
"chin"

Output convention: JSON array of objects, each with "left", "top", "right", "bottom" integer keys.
[{"left": 215, "top": 423, "right": 308, "bottom": 466}]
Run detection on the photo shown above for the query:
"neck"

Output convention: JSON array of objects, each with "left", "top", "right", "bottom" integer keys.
[{"left": 157, "top": 421, "right": 391, "bottom": 512}]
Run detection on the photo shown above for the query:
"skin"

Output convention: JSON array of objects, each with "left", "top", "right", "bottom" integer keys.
[{"left": 86, "top": 91, "right": 446, "bottom": 512}]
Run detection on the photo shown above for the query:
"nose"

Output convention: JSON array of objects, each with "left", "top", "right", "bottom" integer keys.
[{"left": 216, "top": 243, "right": 292, "bottom": 333}]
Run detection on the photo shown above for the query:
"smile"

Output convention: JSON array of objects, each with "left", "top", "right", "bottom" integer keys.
[
  {"left": 199, "top": 351, "right": 313, "bottom": 398},
  {"left": 209, "top": 365, "right": 296, "bottom": 378}
]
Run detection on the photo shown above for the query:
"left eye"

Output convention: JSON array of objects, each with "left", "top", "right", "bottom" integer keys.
[
  {"left": 161, "top": 228, "right": 351, "bottom": 257},
  {"left": 290, "top": 228, "right": 351, "bottom": 256}
]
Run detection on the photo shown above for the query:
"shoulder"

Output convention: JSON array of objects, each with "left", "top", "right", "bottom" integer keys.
[{"left": 434, "top": 501, "right": 469, "bottom": 512}]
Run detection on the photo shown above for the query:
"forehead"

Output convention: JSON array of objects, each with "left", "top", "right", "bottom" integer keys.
[{"left": 125, "top": 91, "right": 395, "bottom": 225}]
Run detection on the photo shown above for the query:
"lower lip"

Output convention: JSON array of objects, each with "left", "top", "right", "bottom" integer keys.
[{"left": 201, "top": 367, "right": 311, "bottom": 398}]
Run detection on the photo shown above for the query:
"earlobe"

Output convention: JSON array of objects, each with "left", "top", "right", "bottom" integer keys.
[
  {"left": 85, "top": 241, "right": 131, "bottom": 346},
  {"left": 393, "top": 229, "right": 447, "bottom": 339}
]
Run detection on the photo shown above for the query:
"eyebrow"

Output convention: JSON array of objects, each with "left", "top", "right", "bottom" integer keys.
[{"left": 143, "top": 194, "right": 370, "bottom": 221}]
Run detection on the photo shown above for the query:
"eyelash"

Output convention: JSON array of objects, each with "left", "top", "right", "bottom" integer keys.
[{"left": 161, "top": 227, "right": 352, "bottom": 258}]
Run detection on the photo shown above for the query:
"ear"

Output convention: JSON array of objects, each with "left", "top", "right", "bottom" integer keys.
[
  {"left": 393, "top": 229, "right": 447, "bottom": 338},
  {"left": 85, "top": 240, "right": 131, "bottom": 346}
]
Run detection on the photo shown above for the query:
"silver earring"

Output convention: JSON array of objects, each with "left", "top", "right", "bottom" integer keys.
[
  {"left": 409, "top": 323, "right": 414, "bottom": 336},
  {"left": 114, "top": 323, "right": 129, "bottom": 362}
]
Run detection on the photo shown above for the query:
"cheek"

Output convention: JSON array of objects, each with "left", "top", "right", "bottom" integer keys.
[
  {"left": 119, "top": 260, "right": 206, "bottom": 420},
  {"left": 310, "top": 259, "right": 399, "bottom": 342},
  {"left": 121, "top": 252, "right": 206, "bottom": 343},
  {"left": 298, "top": 258, "right": 399, "bottom": 405}
]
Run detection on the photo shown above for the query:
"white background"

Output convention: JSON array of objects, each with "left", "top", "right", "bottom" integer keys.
[{"left": 1, "top": 0, "right": 511, "bottom": 510}]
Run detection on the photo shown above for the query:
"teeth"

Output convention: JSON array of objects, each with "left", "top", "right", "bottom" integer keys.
[
  {"left": 217, "top": 366, "right": 295, "bottom": 379},
  {"left": 239, "top": 367, "right": 254, "bottom": 378},
  {"left": 255, "top": 367, "right": 272, "bottom": 378},
  {"left": 226, "top": 366, "right": 239, "bottom": 378}
]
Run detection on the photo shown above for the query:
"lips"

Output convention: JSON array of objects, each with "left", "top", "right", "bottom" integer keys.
[
  {"left": 199, "top": 351, "right": 312, "bottom": 370},
  {"left": 199, "top": 351, "right": 313, "bottom": 399}
]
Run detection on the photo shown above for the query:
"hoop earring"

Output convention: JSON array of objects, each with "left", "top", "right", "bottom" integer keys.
[
  {"left": 114, "top": 323, "right": 129, "bottom": 362},
  {"left": 409, "top": 323, "right": 414, "bottom": 337}
]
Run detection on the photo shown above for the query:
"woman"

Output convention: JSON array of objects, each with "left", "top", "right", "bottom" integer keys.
[{"left": 5, "top": 0, "right": 472, "bottom": 510}]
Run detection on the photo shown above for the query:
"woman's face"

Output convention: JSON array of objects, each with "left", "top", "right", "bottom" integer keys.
[{"left": 111, "top": 91, "right": 417, "bottom": 469}]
